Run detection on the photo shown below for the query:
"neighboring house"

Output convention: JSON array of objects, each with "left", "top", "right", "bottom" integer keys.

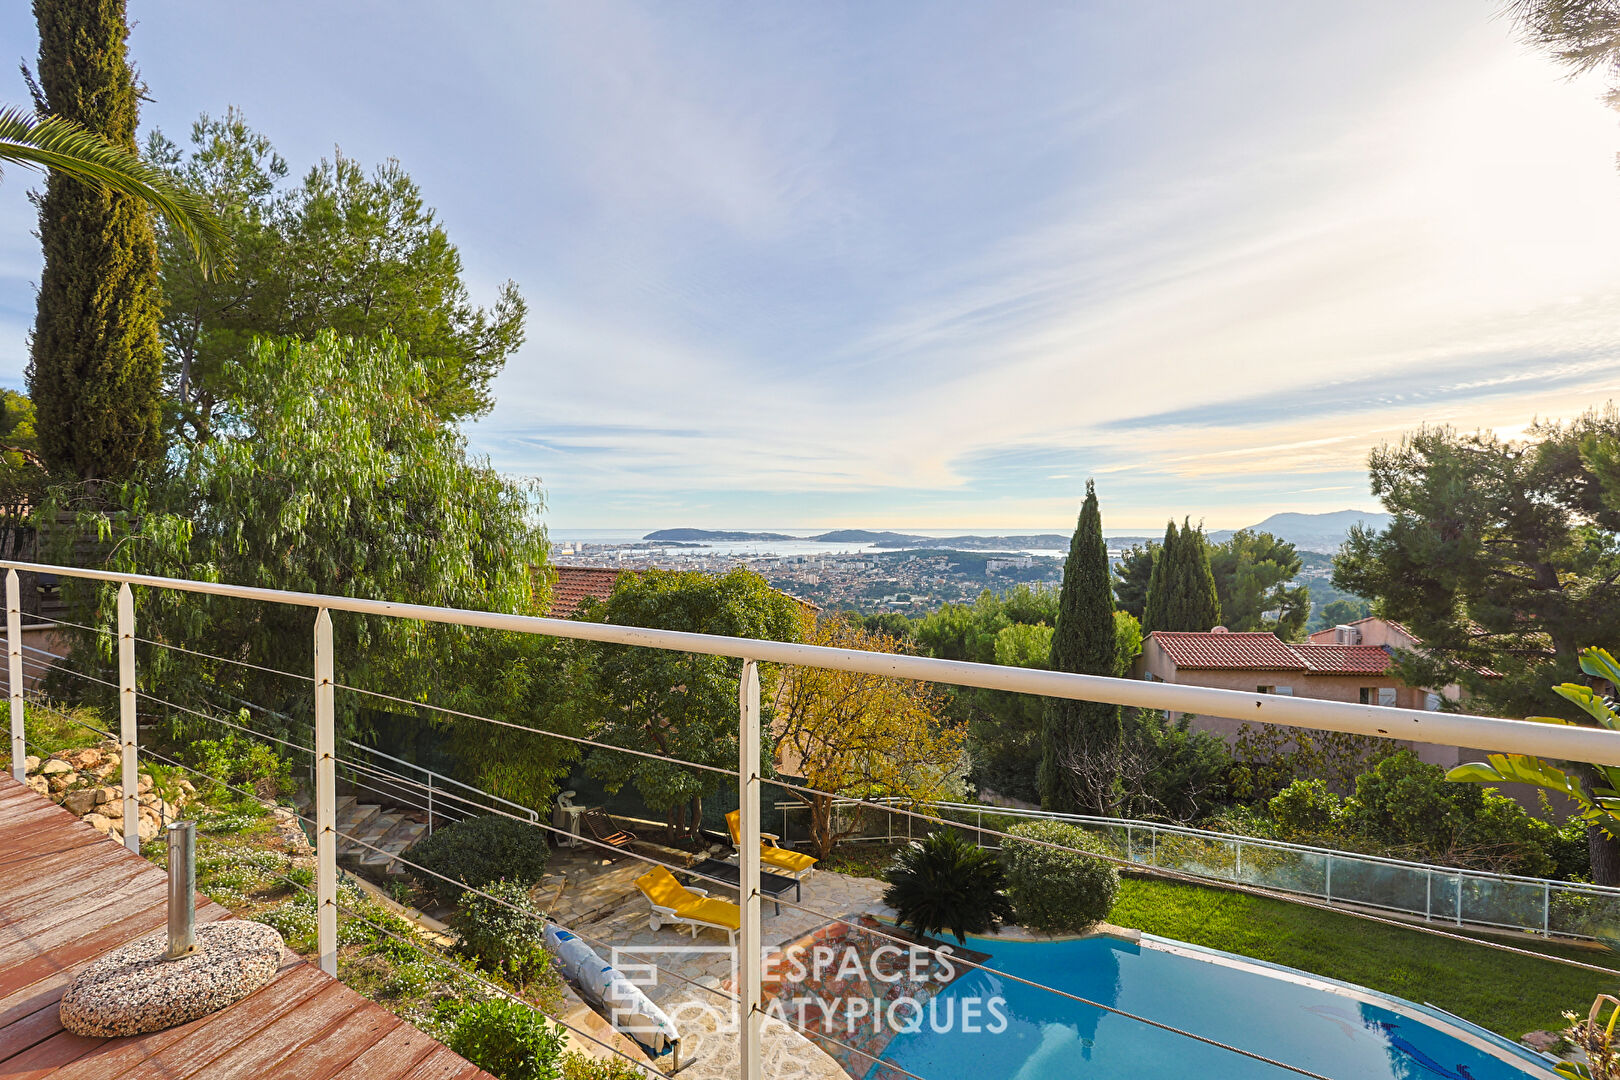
[
  {"left": 542, "top": 565, "right": 628, "bottom": 618},
  {"left": 1137, "top": 622, "right": 1496, "bottom": 771}
]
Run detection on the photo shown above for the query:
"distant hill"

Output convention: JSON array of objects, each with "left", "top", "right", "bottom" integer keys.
[
  {"left": 1209, "top": 510, "right": 1391, "bottom": 553},
  {"left": 643, "top": 529, "right": 797, "bottom": 542}
]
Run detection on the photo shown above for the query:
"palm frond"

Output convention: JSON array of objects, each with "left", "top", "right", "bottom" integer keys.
[{"left": 0, "top": 104, "right": 232, "bottom": 277}]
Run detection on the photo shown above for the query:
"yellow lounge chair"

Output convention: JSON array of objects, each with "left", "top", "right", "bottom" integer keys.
[
  {"left": 634, "top": 866, "right": 740, "bottom": 946},
  {"left": 726, "top": 810, "right": 817, "bottom": 881}
]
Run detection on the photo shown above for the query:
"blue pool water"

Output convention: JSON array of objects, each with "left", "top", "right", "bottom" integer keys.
[{"left": 869, "top": 934, "right": 1556, "bottom": 1080}]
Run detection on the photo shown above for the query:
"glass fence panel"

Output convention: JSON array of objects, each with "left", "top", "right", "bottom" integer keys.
[
  {"left": 1239, "top": 844, "right": 1327, "bottom": 896},
  {"left": 1322, "top": 854, "right": 1430, "bottom": 915},
  {"left": 1458, "top": 876, "right": 1548, "bottom": 931},
  {"left": 1548, "top": 885, "right": 1620, "bottom": 941}
]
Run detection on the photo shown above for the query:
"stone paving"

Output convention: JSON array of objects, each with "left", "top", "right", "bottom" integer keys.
[{"left": 536, "top": 842, "right": 889, "bottom": 1079}]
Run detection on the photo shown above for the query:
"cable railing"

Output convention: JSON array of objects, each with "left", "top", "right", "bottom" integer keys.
[
  {"left": 3, "top": 557, "right": 1608, "bottom": 1080},
  {"left": 772, "top": 797, "right": 1620, "bottom": 941}
]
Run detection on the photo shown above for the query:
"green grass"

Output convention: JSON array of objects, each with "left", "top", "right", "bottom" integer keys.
[{"left": 1109, "top": 876, "right": 1616, "bottom": 1039}]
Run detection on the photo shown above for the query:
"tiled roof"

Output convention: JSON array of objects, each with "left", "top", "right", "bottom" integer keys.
[
  {"left": 1153, "top": 632, "right": 1394, "bottom": 675},
  {"left": 1152, "top": 631, "right": 1308, "bottom": 671},
  {"left": 543, "top": 565, "right": 624, "bottom": 618},
  {"left": 1291, "top": 643, "right": 1393, "bottom": 675}
]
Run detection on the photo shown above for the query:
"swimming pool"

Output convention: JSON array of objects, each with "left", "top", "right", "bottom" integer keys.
[{"left": 868, "top": 933, "right": 1558, "bottom": 1080}]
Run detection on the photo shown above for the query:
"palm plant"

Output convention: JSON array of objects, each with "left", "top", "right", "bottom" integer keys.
[
  {"left": 1447, "top": 647, "right": 1620, "bottom": 828},
  {"left": 881, "top": 828, "right": 1013, "bottom": 944},
  {"left": 0, "top": 104, "right": 230, "bottom": 275}
]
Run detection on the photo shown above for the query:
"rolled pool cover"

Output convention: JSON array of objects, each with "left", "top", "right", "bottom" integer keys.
[{"left": 544, "top": 923, "right": 681, "bottom": 1056}]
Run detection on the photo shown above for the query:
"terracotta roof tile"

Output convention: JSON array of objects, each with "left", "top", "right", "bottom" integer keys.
[
  {"left": 543, "top": 566, "right": 624, "bottom": 618},
  {"left": 1291, "top": 643, "right": 1393, "bottom": 675},
  {"left": 1152, "top": 631, "right": 1308, "bottom": 671}
]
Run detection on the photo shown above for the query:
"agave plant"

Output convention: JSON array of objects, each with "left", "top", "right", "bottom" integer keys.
[
  {"left": 0, "top": 104, "right": 230, "bottom": 275},
  {"left": 1447, "top": 647, "right": 1620, "bottom": 830},
  {"left": 881, "top": 828, "right": 1014, "bottom": 944}
]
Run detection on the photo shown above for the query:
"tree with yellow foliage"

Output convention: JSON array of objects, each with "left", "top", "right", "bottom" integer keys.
[{"left": 775, "top": 618, "right": 968, "bottom": 860}]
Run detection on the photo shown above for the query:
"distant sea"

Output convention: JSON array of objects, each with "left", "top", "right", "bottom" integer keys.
[{"left": 547, "top": 527, "right": 1148, "bottom": 559}]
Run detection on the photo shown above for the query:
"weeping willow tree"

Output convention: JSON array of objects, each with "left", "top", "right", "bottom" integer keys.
[{"left": 51, "top": 333, "right": 561, "bottom": 797}]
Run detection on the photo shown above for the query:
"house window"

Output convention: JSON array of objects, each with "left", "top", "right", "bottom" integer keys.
[
  {"left": 1257, "top": 685, "right": 1273, "bottom": 694},
  {"left": 1425, "top": 692, "right": 1442, "bottom": 711},
  {"left": 1360, "top": 687, "right": 1396, "bottom": 707}
]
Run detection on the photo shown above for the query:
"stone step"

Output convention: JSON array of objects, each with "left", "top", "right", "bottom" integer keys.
[
  {"left": 363, "top": 818, "right": 427, "bottom": 872},
  {"left": 334, "top": 795, "right": 356, "bottom": 817},
  {"left": 337, "top": 802, "right": 383, "bottom": 833},
  {"left": 339, "top": 811, "right": 401, "bottom": 858}
]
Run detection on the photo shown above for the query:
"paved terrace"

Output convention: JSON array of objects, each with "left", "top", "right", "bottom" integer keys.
[
  {"left": 539, "top": 842, "right": 892, "bottom": 1080},
  {"left": 0, "top": 773, "right": 495, "bottom": 1080}
]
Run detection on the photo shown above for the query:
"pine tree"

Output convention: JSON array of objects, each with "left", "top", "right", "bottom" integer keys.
[
  {"left": 28, "top": 0, "right": 165, "bottom": 480},
  {"left": 1139, "top": 519, "right": 1178, "bottom": 635},
  {"left": 1161, "top": 517, "right": 1222, "bottom": 632},
  {"left": 1038, "top": 480, "right": 1120, "bottom": 812}
]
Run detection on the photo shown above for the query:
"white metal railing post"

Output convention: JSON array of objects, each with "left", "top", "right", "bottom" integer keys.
[
  {"left": 738, "top": 659, "right": 762, "bottom": 1080},
  {"left": 117, "top": 584, "right": 140, "bottom": 852},
  {"left": 6, "top": 570, "right": 21, "bottom": 780},
  {"left": 1544, "top": 883, "right": 1551, "bottom": 935},
  {"left": 314, "top": 609, "right": 337, "bottom": 976},
  {"left": 1325, "top": 854, "right": 1333, "bottom": 902}
]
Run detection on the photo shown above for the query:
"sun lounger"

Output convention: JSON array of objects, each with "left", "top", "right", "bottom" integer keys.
[
  {"left": 725, "top": 809, "right": 817, "bottom": 881},
  {"left": 634, "top": 866, "right": 740, "bottom": 946},
  {"left": 581, "top": 807, "right": 636, "bottom": 857}
]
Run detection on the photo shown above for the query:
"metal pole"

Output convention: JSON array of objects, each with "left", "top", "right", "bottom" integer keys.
[
  {"left": 118, "top": 584, "right": 140, "bottom": 852},
  {"left": 1325, "top": 854, "right": 1333, "bottom": 902},
  {"left": 427, "top": 775, "right": 434, "bottom": 837},
  {"left": 1235, "top": 839, "right": 1243, "bottom": 880},
  {"left": 6, "top": 570, "right": 20, "bottom": 781},
  {"left": 1126, "top": 825, "right": 1133, "bottom": 863},
  {"left": 1544, "top": 883, "right": 1551, "bottom": 935},
  {"left": 1426, "top": 869, "right": 1432, "bottom": 922},
  {"left": 738, "top": 659, "right": 762, "bottom": 1080},
  {"left": 1151, "top": 827, "right": 1157, "bottom": 867},
  {"left": 1455, "top": 877, "right": 1463, "bottom": 927},
  {"left": 314, "top": 609, "right": 337, "bottom": 976},
  {"left": 164, "top": 821, "right": 199, "bottom": 959}
]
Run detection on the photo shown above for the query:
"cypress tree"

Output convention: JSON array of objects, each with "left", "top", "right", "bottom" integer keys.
[
  {"left": 28, "top": 0, "right": 165, "bottom": 480},
  {"left": 1140, "top": 519, "right": 1178, "bottom": 635},
  {"left": 1038, "top": 480, "right": 1120, "bottom": 812},
  {"left": 1161, "top": 517, "right": 1222, "bottom": 632}
]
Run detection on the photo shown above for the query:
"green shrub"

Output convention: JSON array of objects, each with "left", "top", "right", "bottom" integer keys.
[
  {"left": 455, "top": 881, "right": 553, "bottom": 990},
  {"left": 405, "top": 815, "right": 550, "bottom": 908},
  {"left": 882, "top": 828, "right": 1013, "bottom": 943},
  {"left": 179, "top": 732, "right": 294, "bottom": 798},
  {"left": 447, "top": 996, "right": 566, "bottom": 1080},
  {"left": 561, "top": 1051, "right": 647, "bottom": 1079},
  {"left": 1269, "top": 779, "right": 1343, "bottom": 839},
  {"left": 1002, "top": 821, "right": 1119, "bottom": 934},
  {"left": 1119, "top": 709, "right": 1231, "bottom": 821},
  {"left": 1347, "top": 750, "right": 1556, "bottom": 875}
]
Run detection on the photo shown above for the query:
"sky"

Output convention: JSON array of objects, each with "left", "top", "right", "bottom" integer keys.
[{"left": 2, "top": 2, "right": 1619, "bottom": 532}]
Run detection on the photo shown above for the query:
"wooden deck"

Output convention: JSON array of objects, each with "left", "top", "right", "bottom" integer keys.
[{"left": 0, "top": 773, "right": 495, "bottom": 1079}]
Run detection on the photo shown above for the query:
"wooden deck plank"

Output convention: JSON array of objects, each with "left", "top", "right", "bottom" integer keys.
[
  {"left": 398, "top": 1046, "right": 487, "bottom": 1080},
  {"left": 0, "top": 1028, "right": 102, "bottom": 1080},
  {"left": 159, "top": 982, "right": 364, "bottom": 1079},
  {"left": 0, "top": 859, "right": 154, "bottom": 922},
  {"left": 323, "top": 1021, "right": 440, "bottom": 1080},
  {"left": 258, "top": 1000, "right": 402, "bottom": 1080},
  {"left": 0, "top": 887, "right": 170, "bottom": 975},
  {"left": 0, "top": 774, "right": 494, "bottom": 1080},
  {"left": 44, "top": 962, "right": 329, "bottom": 1080},
  {"left": 0, "top": 1001, "right": 66, "bottom": 1061},
  {"left": 0, "top": 901, "right": 223, "bottom": 1016}
]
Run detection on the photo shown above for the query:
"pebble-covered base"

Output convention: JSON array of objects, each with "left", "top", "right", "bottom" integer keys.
[{"left": 59, "top": 921, "right": 285, "bottom": 1037}]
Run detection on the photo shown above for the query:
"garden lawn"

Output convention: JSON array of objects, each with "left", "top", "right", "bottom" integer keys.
[{"left": 1109, "top": 876, "right": 1618, "bottom": 1039}]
